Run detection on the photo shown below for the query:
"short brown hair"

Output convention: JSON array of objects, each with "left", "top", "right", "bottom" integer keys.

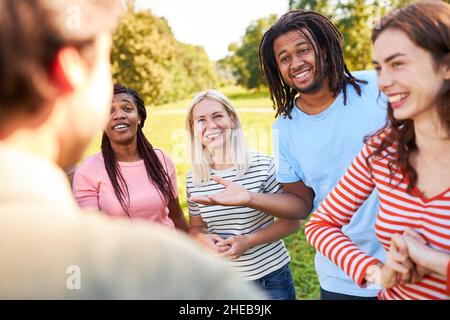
[{"left": 0, "top": 0, "right": 123, "bottom": 119}]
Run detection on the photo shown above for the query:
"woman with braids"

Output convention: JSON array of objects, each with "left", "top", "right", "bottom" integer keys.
[
  {"left": 305, "top": 0, "right": 450, "bottom": 300},
  {"left": 73, "top": 84, "right": 188, "bottom": 232},
  {"left": 259, "top": 10, "right": 387, "bottom": 299}
]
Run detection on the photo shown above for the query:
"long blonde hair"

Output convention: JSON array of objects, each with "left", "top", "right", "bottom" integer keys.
[{"left": 186, "top": 89, "right": 251, "bottom": 186}]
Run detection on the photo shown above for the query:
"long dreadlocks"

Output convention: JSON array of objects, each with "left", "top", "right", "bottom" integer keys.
[{"left": 259, "top": 10, "right": 367, "bottom": 118}]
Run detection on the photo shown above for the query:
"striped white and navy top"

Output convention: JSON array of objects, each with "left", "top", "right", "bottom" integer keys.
[{"left": 187, "top": 152, "right": 291, "bottom": 281}]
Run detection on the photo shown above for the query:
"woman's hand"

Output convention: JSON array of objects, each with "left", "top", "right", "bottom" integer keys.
[
  {"left": 196, "top": 233, "right": 231, "bottom": 254},
  {"left": 379, "top": 233, "right": 419, "bottom": 288},
  {"left": 189, "top": 215, "right": 230, "bottom": 254},
  {"left": 402, "top": 228, "right": 434, "bottom": 279},
  {"left": 217, "top": 235, "right": 252, "bottom": 260},
  {"left": 190, "top": 176, "right": 251, "bottom": 206}
]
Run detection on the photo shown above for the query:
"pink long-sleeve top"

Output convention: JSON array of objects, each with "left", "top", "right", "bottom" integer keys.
[{"left": 73, "top": 149, "right": 178, "bottom": 229}]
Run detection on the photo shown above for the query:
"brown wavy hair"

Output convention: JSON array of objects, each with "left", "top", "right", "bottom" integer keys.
[
  {"left": 367, "top": 1, "right": 450, "bottom": 192},
  {"left": 259, "top": 10, "right": 367, "bottom": 118}
]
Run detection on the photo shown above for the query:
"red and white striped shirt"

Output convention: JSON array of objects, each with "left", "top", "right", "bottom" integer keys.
[{"left": 305, "top": 133, "right": 450, "bottom": 300}]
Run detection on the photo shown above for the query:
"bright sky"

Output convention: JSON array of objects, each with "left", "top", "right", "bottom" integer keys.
[{"left": 135, "top": 0, "right": 289, "bottom": 61}]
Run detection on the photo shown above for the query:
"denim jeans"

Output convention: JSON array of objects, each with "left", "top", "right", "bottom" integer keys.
[
  {"left": 320, "top": 287, "right": 378, "bottom": 300},
  {"left": 254, "top": 263, "right": 296, "bottom": 300}
]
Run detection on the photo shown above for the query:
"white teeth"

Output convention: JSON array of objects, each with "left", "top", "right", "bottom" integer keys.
[
  {"left": 388, "top": 93, "right": 408, "bottom": 103},
  {"left": 295, "top": 69, "right": 310, "bottom": 79},
  {"left": 114, "top": 124, "right": 128, "bottom": 129},
  {"left": 206, "top": 133, "right": 221, "bottom": 139}
]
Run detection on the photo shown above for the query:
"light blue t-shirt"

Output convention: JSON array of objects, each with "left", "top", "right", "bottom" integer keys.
[{"left": 272, "top": 70, "right": 387, "bottom": 297}]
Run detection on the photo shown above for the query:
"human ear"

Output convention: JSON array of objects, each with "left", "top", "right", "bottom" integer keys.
[
  {"left": 49, "top": 46, "right": 87, "bottom": 94},
  {"left": 441, "top": 53, "right": 450, "bottom": 80},
  {"left": 231, "top": 113, "right": 237, "bottom": 129},
  {"left": 443, "top": 66, "right": 450, "bottom": 80}
]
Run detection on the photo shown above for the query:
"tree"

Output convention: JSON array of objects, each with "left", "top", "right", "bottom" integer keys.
[
  {"left": 334, "top": 0, "right": 378, "bottom": 70},
  {"left": 179, "top": 43, "right": 219, "bottom": 95},
  {"left": 288, "top": 0, "right": 421, "bottom": 71},
  {"left": 219, "top": 15, "right": 278, "bottom": 89},
  {"left": 111, "top": 8, "right": 218, "bottom": 106},
  {"left": 289, "top": 0, "right": 333, "bottom": 16}
]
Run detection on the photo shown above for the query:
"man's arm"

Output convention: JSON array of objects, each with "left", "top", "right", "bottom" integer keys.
[{"left": 190, "top": 176, "right": 314, "bottom": 219}]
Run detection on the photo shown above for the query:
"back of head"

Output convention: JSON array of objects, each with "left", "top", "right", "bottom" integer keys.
[{"left": 0, "top": 0, "right": 123, "bottom": 123}]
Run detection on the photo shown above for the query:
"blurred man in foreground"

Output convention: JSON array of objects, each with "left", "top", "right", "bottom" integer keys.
[{"left": 0, "top": 0, "right": 263, "bottom": 299}]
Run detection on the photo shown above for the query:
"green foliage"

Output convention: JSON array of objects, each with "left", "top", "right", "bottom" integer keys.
[
  {"left": 222, "top": 0, "right": 389, "bottom": 88},
  {"left": 111, "top": 9, "right": 218, "bottom": 106},
  {"left": 334, "top": 0, "right": 378, "bottom": 70},
  {"left": 285, "top": 223, "right": 320, "bottom": 299},
  {"left": 288, "top": 0, "right": 429, "bottom": 71},
  {"left": 289, "top": 0, "right": 333, "bottom": 16},
  {"left": 219, "top": 15, "right": 278, "bottom": 89}
]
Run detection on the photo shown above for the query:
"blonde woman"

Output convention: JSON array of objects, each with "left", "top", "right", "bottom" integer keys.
[{"left": 185, "top": 89, "right": 313, "bottom": 300}]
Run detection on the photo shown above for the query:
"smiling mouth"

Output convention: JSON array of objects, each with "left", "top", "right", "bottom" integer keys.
[
  {"left": 205, "top": 132, "right": 222, "bottom": 141},
  {"left": 388, "top": 93, "right": 409, "bottom": 104},
  {"left": 112, "top": 124, "right": 130, "bottom": 130},
  {"left": 293, "top": 68, "right": 311, "bottom": 80}
]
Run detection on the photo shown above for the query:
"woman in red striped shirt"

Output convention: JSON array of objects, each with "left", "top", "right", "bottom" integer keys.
[{"left": 305, "top": 0, "right": 450, "bottom": 300}]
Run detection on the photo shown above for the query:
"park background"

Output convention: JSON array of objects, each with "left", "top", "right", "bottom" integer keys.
[{"left": 81, "top": 0, "right": 449, "bottom": 299}]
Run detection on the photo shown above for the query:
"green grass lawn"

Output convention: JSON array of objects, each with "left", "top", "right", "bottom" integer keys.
[{"left": 81, "top": 86, "right": 320, "bottom": 299}]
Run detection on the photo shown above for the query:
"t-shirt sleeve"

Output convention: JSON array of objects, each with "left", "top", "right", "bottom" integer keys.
[
  {"left": 186, "top": 183, "right": 200, "bottom": 217},
  {"left": 72, "top": 161, "right": 100, "bottom": 211},
  {"left": 155, "top": 149, "right": 179, "bottom": 199},
  {"left": 261, "top": 157, "right": 282, "bottom": 194},
  {"left": 305, "top": 144, "right": 378, "bottom": 287},
  {"left": 365, "top": 70, "right": 382, "bottom": 99},
  {"left": 355, "top": 70, "right": 388, "bottom": 110},
  {"left": 272, "top": 124, "right": 304, "bottom": 183}
]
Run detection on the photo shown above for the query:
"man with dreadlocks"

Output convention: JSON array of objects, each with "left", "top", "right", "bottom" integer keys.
[{"left": 259, "top": 10, "right": 387, "bottom": 299}]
